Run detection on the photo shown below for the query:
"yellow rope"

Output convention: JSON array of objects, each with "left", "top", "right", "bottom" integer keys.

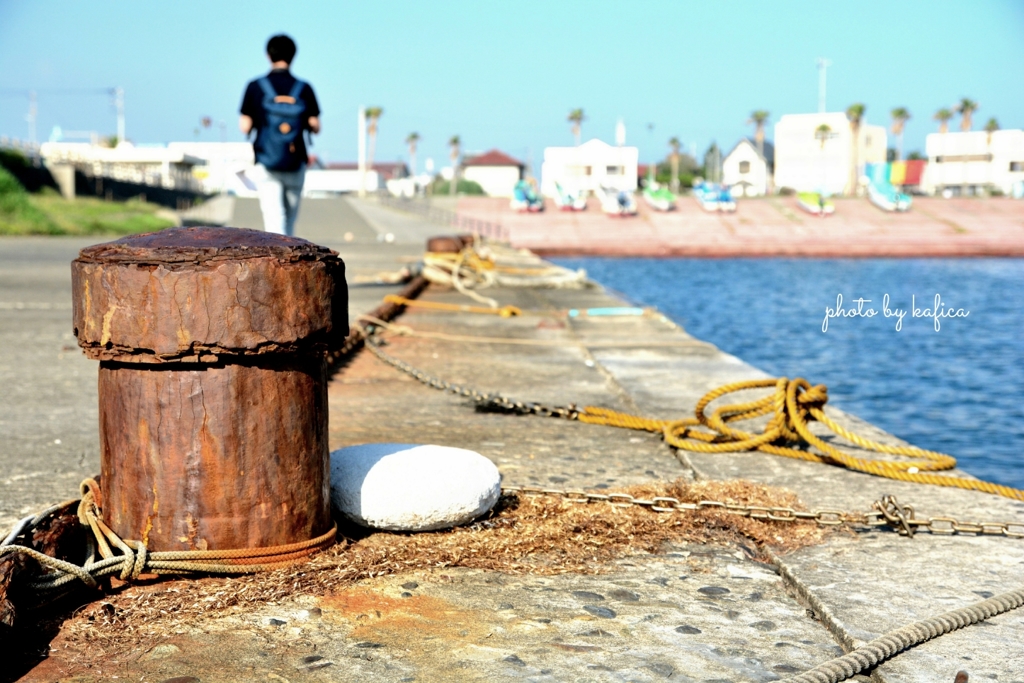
[
  {"left": 423, "top": 250, "right": 495, "bottom": 270},
  {"left": 579, "top": 377, "right": 1024, "bottom": 501},
  {"left": 384, "top": 294, "right": 522, "bottom": 318},
  {"left": 422, "top": 250, "right": 553, "bottom": 276},
  {"left": 421, "top": 250, "right": 499, "bottom": 307}
]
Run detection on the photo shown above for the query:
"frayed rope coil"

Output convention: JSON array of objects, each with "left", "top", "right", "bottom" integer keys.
[
  {"left": 781, "top": 586, "right": 1024, "bottom": 682},
  {"left": 0, "top": 479, "right": 336, "bottom": 592}
]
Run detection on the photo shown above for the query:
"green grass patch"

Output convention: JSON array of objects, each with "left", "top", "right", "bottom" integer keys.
[
  {"left": 428, "top": 178, "right": 486, "bottom": 195},
  {"left": 0, "top": 166, "right": 176, "bottom": 236},
  {"left": 0, "top": 165, "right": 61, "bottom": 234},
  {"left": 30, "top": 191, "right": 176, "bottom": 236}
]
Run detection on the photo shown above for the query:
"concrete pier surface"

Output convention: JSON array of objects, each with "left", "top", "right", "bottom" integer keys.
[
  {"left": 455, "top": 195, "right": 1024, "bottom": 257},
  {"left": 2, "top": 197, "right": 1023, "bottom": 683}
]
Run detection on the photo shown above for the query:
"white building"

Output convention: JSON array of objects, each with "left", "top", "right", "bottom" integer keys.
[
  {"left": 722, "top": 138, "right": 774, "bottom": 197},
  {"left": 920, "top": 129, "right": 1024, "bottom": 196},
  {"left": 540, "top": 139, "right": 638, "bottom": 198},
  {"left": 167, "top": 142, "right": 255, "bottom": 196},
  {"left": 316, "top": 162, "right": 407, "bottom": 195},
  {"left": 169, "top": 143, "right": 406, "bottom": 197},
  {"left": 39, "top": 141, "right": 206, "bottom": 193},
  {"left": 773, "top": 113, "right": 887, "bottom": 195},
  {"left": 462, "top": 149, "right": 524, "bottom": 197},
  {"left": 303, "top": 168, "right": 380, "bottom": 195}
]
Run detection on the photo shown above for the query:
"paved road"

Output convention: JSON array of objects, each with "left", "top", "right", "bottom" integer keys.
[
  {"left": 232, "top": 196, "right": 380, "bottom": 244},
  {"left": 0, "top": 237, "right": 105, "bottom": 527}
]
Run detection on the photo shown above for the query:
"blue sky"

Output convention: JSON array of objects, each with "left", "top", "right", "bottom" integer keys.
[{"left": 1, "top": 0, "right": 1022, "bottom": 169}]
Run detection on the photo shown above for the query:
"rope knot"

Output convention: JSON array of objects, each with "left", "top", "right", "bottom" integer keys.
[
  {"left": 77, "top": 478, "right": 102, "bottom": 528},
  {"left": 794, "top": 382, "right": 829, "bottom": 409},
  {"left": 128, "top": 540, "right": 148, "bottom": 580}
]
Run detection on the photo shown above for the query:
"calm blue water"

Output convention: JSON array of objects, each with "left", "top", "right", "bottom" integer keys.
[{"left": 554, "top": 257, "right": 1024, "bottom": 490}]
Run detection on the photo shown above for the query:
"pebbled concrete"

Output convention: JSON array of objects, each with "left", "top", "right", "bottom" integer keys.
[{"left": 26, "top": 551, "right": 848, "bottom": 683}]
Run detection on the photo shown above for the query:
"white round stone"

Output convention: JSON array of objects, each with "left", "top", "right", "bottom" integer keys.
[{"left": 329, "top": 443, "right": 501, "bottom": 531}]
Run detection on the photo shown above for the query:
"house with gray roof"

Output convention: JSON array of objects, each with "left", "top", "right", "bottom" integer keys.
[{"left": 722, "top": 137, "right": 774, "bottom": 196}]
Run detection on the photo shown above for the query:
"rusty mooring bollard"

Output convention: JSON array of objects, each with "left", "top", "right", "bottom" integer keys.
[
  {"left": 426, "top": 234, "right": 477, "bottom": 254},
  {"left": 72, "top": 226, "right": 347, "bottom": 552}
]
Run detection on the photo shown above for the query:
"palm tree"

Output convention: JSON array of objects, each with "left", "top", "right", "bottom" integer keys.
[
  {"left": 703, "top": 142, "right": 722, "bottom": 183},
  {"left": 365, "top": 106, "right": 383, "bottom": 170},
  {"left": 984, "top": 117, "right": 999, "bottom": 143},
  {"left": 955, "top": 98, "right": 978, "bottom": 132},
  {"left": 845, "top": 103, "right": 866, "bottom": 195},
  {"left": 934, "top": 108, "right": 953, "bottom": 134},
  {"left": 815, "top": 123, "right": 832, "bottom": 194},
  {"left": 816, "top": 123, "right": 832, "bottom": 148},
  {"left": 448, "top": 135, "right": 461, "bottom": 196},
  {"left": 984, "top": 118, "right": 999, "bottom": 193},
  {"left": 748, "top": 110, "right": 770, "bottom": 157},
  {"left": 406, "top": 132, "right": 420, "bottom": 176},
  {"left": 568, "top": 108, "right": 585, "bottom": 146},
  {"left": 890, "top": 107, "right": 911, "bottom": 161},
  {"left": 668, "top": 137, "right": 681, "bottom": 194}
]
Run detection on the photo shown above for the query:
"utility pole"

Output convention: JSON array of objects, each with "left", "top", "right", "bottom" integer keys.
[
  {"left": 113, "top": 87, "right": 125, "bottom": 145},
  {"left": 357, "top": 106, "right": 367, "bottom": 197},
  {"left": 817, "top": 58, "right": 832, "bottom": 114},
  {"left": 27, "top": 90, "right": 37, "bottom": 145}
]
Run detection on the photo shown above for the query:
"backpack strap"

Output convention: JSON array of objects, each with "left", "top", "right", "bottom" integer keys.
[
  {"left": 287, "top": 78, "right": 306, "bottom": 102},
  {"left": 290, "top": 79, "right": 309, "bottom": 137},
  {"left": 256, "top": 76, "right": 277, "bottom": 100}
]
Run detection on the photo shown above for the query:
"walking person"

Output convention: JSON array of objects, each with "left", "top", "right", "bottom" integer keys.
[{"left": 239, "top": 34, "right": 321, "bottom": 236}]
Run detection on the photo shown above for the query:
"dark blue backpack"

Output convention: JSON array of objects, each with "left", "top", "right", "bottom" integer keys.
[{"left": 255, "top": 76, "right": 308, "bottom": 170}]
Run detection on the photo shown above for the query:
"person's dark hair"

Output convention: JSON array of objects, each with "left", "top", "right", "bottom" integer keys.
[{"left": 266, "top": 34, "right": 297, "bottom": 64}]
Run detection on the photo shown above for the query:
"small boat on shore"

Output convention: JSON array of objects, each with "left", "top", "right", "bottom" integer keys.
[
  {"left": 642, "top": 183, "right": 677, "bottom": 211},
  {"left": 510, "top": 180, "right": 545, "bottom": 212},
  {"left": 595, "top": 185, "right": 637, "bottom": 217},
  {"left": 864, "top": 164, "right": 912, "bottom": 212},
  {"left": 693, "top": 181, "right": 736, "bottom": 213},
  {"left": 718, "top": 185, "right": 736, "bottom": 212},
  {"left": 693, "top": 181, "right": 719, "bottom": 211},
  {"left": 797, "top": 192, "right": 835, "bottom": 216},
  {"left": 553, "top": 182, "right": 588, "bottom": 211}
]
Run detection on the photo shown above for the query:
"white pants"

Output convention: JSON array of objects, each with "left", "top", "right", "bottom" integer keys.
[{"left": 252, "top": 163, "right": 306, "bottom": 236}]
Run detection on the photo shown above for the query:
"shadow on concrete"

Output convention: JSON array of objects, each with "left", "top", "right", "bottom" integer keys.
[{"left": 0, "top": 590, "right": 94, "bottom": 683}]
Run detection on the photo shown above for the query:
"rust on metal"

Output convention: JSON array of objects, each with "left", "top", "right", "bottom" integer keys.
[
  {"left": 73, "top": 226, "right": 347, "bottom": 363},
  {"left": 0, "top": 504, "right": 83, "bottom": 632},
  {"left": 74, "top": 225, "right": 335, "bottom": 265},
  {"left": 72, "top": 226, "right": 346, "bottom": 552},
  {"left": 425, "top": 235, "right": 466, "bottom": 254}
]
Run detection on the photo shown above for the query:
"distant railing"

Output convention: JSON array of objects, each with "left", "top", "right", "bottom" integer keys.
[
  {"left": 0, "top": 137, "right": 42, "bottom": 158},
  {"left": 2, "top": 137, "right": 205, "bottom": 210},
  {"left": 376, "top": 193, "right": 508, "bottom": 242},
  {"left": 38, "top": 150, "right": 205, "bottom": 194},
  {"left": 2, "top": 137, "right": 203, "bottom": 195}
]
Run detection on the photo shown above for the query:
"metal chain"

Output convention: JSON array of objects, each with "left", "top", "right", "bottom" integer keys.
[
  {"left": 503, "top": 486, "right": 1024, "bottom": 539},
  {"left": 361, "top": 328, "right": 1024, "bottom": 541},
  {"left": 363, "top": 333, "right": 580, "bottom": 419}
]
